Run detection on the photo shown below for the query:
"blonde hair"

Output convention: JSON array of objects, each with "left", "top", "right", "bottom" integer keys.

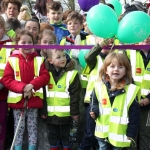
[
  {"left": 99, "top": 52, "right": 132, "bottom": 90},
  {"left": 40, "top": 22, "right": 54, "bottom": 33},
  {"left": 19, "top": 5, "right": 31, "bottom": 21},
  {"left": 0, "top": 15, "right": 5, "bottom": 30}
]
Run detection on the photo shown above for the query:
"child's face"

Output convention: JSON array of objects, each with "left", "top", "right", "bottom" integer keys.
[
  {"left": 49, "top": 50, "right": 66, "bottom": 69},
  {"left": 0, "top": 27, "right": 5, "bottom": 40},
  {"left": 40, "top": 34, "right": 55, "bottom": 45},
  {"left": 106, "top": 58, "right": 126, "bottom": 84},
  {"left": 25, "top": 21, "right": 39, "bottom": 42},
  {"left": 40, "top": 34, "right": 55, "bottom": 53},
  {"left": 48, "top": 8, "right": 63, "bottom": 24},
  {"left": 6, "top": 3, "right": 19, "bottom": 19},
  {"left": 67, "top": 20, "right": 83, "bottom": 36},
  {"left": 18, "top": 34, "right": 33, "bottom": 56}
]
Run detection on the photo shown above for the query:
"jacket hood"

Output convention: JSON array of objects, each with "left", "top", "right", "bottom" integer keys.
[{"left": 11, "top": 51, "right": 39, "bottom": 61}]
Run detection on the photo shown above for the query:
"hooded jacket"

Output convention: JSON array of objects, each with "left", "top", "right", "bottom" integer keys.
[
  {"left": 3, "top": 52, "right": 50, "bottom": 108},
  {"left": 43, "top": 59, "right": 81, "bottom": 125}
]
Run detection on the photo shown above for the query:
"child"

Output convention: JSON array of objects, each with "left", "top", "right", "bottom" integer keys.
[
  {"left": 0, "top": 15, "right": 12, "bottom": 150},
  {"left": 43, "top": 49, "right": 81, "bottom": 150},
  {"left": 90, "top": 52, "right": 140, "bottom": 150},
  {"left": 5, "top": 17, "right": 21, "bottom": 40},
  {"left": 47, "top": 1, "right": 70, "bottom": 44},
  {"left": 3, "top": 29, "right": 50, "bottom": 150},
  {"left": 81, "top": 38, "right": 114, "bottom": 150},
  {"left": 38, "top": 29, "right": 56, "bottom": 57},
  {"left": 0, "top": 16, "right": 11, "bottom": 44},
  {"left": 40, "top": 22, "right": 54, "bottom": 33}
]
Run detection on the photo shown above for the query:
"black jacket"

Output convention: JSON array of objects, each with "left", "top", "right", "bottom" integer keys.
[{"left": 41, "top": 59, "right": 81, "bottom": 125}]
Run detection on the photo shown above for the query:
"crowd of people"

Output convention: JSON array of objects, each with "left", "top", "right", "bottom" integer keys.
[{"left": 0, "top": 0, "right": 150, "bottom": 150}]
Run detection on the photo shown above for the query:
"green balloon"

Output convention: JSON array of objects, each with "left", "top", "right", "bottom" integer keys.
[
  {"left": 117, "top": 11, "right": 150, "bottom": 44},
  {"left": 78, "top": 50, "right": 90, "bottom": 69},
  {"left": 107, "top": 0, "right": 122, "bottom": 17},
  {"left": 86, "top": 3, "right": 118, "bottom": 38}
]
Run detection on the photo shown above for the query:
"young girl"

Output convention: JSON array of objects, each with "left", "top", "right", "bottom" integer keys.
[
  {"left": 38, "top": 29, "right": 56, "bottom": 58},
  {"left": 90, "top": 52, "right": 140, "bottom": 150},
  {"left": 3, "top": 29, "right": 50, "bottom": 150}
]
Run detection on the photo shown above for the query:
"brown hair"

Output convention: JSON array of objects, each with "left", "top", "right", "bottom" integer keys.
[
  {"left": 47, "top": 49, "right": 64, "bottom": 59},
  {"left": 62, "top": 9, "right": 73, "bottom": 21},
  {"left": 47, "top": 1, "right": 63, "bottom": 13},
  {"left": 4, "top": 0, "right": 22, "bottom": 12},
  {"left": 39, "top": 29, "right": 56, "bottom": 43},
  {"left": 15, "top": 29, "right": 34, "bottom": 44},
  {"left": 0, "top": 15, "right": 5, "bottom": 30},
  {"left": 40, "top": 22, "right": 54, "bottom": 33},
  {"left": 66, "top": 11, "right": 83, "bottom": 24},
  {"left": 6, "top": 17, "right": 21, "bottom": 32},
  {"left": 99, "top": 52, "right": 132, "bottom": 90}
]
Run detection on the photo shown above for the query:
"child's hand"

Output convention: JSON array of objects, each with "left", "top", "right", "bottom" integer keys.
[
  {"left": 41, "top": 115, "right": 47, "bottom": 119},
  {"left": 71, "top": 115, "right": 79, "bottom": 121},
  {"left": 100, "top": 38, "right": 114, "bottom": 48},
  {"left": 127, "top": 137, "right": 132, "bottom": 140},
  {"left": 90, "top": 111, "right": 96, "bottom": 119},
  {"left": 139, "top": 98, "right": 150, "bottom": 106},
  {"left": 23, "top": 84, "right": 34, "bottom": 93},
  {"left": 24, "top": 90, "right": 32, "bottom": 99}
]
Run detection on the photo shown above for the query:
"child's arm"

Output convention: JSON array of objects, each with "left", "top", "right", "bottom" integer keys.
[
  {"left": 126, "top": 97, "right": 140, "bottom": 139},
  {"left": 68, "top": 73, "right": 81, "bottom": 120},
  {"left": 3, "top": 61, "right": 26, "bottom": 93},
  {"left": 90, "top": 89, "right": 99, "bottom": 120},
  {"left": 85, "top": 44, "right": 102, "bottom": 71},
  {"left": 85, "top": 38, "right": 113, "bottom": 71},
  {"left": 30, "top": 62, "right": 50, "bottom": 91}
]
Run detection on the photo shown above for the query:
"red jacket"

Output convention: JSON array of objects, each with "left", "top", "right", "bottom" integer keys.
[{"left": 3, "top": 52, "right": 50, "bottom": 108}]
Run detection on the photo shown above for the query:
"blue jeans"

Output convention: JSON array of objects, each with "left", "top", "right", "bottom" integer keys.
[{"left": 98, "top": 138, "right": 124, "bottom": 150}]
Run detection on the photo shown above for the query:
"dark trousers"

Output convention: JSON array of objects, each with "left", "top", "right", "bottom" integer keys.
[
  {"left": 81, "top": 104, "right": 97, "bottom": 150},
  {"left": 48, "top": 123, "right": 72, "bottom": 148},
  {"left": 0, "top": 100, "right": 7, "bottom": 140},
  {"left": 139, "top": 109, "right": 150, "bottom": 150}
]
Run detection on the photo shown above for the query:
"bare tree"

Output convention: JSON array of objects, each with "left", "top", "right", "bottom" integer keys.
[
  {"left": 61, "top": 0, "right": 76, "bottom": 10},
  {"left": 101, "top": 0, "right": 106, "bottom": 4}
]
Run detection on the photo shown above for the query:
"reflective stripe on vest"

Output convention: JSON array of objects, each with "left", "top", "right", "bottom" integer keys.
[
  {"left": 128, "top": 50, "right": 150, "bottom": 98},
  {"left": 7, "top": 57, "right": 44, "bottom": 103},
  {"left": 0, "top": 42, "right": 12, "bottom": 79},
  {"left": 84, "top": 56, "right": 103, "bottom": 103},
  {"left": 46, "top": 70, "right": 77, "bottom": 117},
  {"left": 95, "top": 82, "right": 139, "bottom": 147}
]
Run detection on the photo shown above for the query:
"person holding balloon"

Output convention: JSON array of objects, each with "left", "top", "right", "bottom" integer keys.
[
  {"left": 80, "top": 37, "right": 114, "bottom": 150},
  {"left": 116, "top": 2, "right": 150, "bottom": 150}
]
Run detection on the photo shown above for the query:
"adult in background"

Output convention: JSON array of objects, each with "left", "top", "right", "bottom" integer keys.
[
  {"left": 34, "top": 0, "right": 49, "bottom": 23},
  {"left": 1, "top": 0, "right": 22, "bottom": 21}
]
